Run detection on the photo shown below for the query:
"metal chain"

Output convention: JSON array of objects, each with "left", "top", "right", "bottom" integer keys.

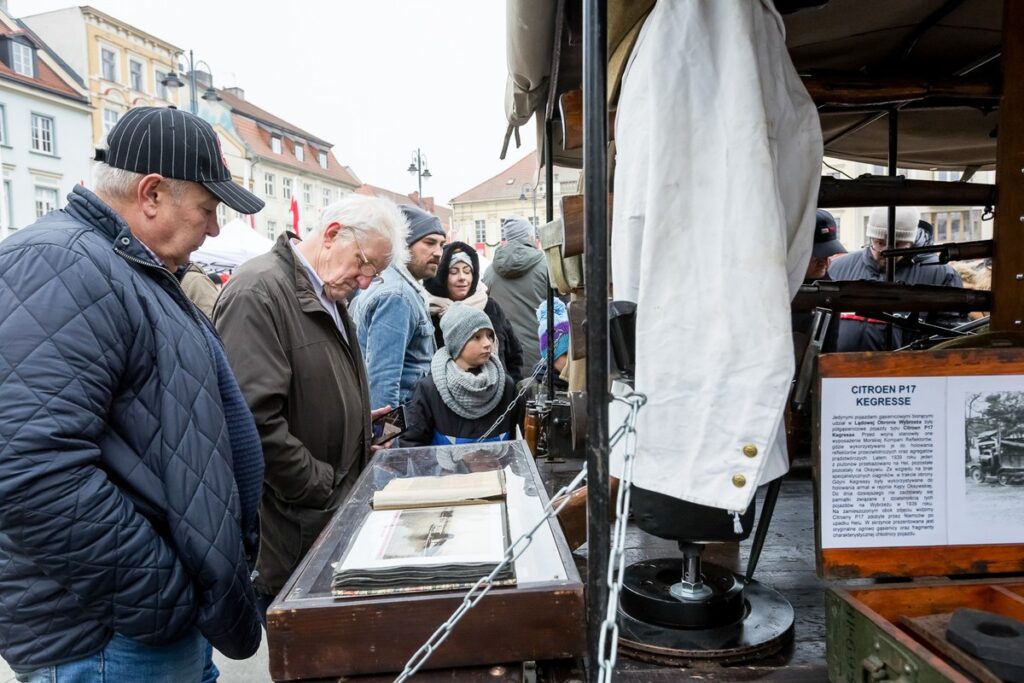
[
  {"left": 597, "top": 392, "right": 646, "bottom": 683},
  {"left": 394, "top": 392, "right": 645, "bottom": 681},
  {"left": 393, "top": 464, "right": 589, "bottom": 682},
  {"left": 473, "top": 356, "right": 548, "bottom": 440}
]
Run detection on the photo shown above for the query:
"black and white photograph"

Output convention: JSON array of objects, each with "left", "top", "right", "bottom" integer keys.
[
  {"left": 964, "top": 391, "right": 1024, "bottom": 489},
  {"left": 947, "top": 378, "right": 1024, "bottom": 546},
  {"left": 335, "top": 502, "right": 507, "bottom": 574}
]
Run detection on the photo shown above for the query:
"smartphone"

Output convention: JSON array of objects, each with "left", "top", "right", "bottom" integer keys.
[{"left": 371, "top": 405, "right": 408, "bottom": 446}]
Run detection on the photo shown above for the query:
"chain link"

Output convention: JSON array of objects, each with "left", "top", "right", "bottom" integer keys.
[
  {"left": 597, "top": 392, "right": 646, "bottom": 683},
  {"left": 393, "top": 464, "right": 588, "bottom": 682},
  {"left": 394, "top": 382, "right": 646, "bottom": 682}
]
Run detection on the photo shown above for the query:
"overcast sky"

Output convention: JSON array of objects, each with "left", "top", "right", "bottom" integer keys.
[{"left": 9, "top": 0, "right": 538, "bottom": 206}]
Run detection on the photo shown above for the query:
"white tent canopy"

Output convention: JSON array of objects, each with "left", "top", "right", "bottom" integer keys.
[{"left": 191, "top": 219, "right": 275, "bottom": 271}]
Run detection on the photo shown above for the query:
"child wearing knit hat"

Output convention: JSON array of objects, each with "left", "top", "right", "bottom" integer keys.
[{"left": 402, "top": 303, "right": 525, "bottom": 446}]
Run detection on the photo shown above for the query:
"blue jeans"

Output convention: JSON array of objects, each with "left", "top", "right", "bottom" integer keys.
[{"left": 15, "top": 628, "right": 215, "bottom": 683}]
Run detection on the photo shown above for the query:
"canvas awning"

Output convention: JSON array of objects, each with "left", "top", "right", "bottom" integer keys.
[{"left": 503, "top": 0, "right": 1004, "bottom": 170}]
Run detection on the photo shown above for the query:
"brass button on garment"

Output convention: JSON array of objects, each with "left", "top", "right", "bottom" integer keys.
[
  {"left": 732, "top": 474, "right": 747, "bottom": 488},
  {"left": 742, "top": 444, "right": 758, "bottom": 458}
]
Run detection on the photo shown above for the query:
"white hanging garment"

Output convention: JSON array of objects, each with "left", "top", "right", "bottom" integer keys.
[{"left": 610, "top": 0, "right": 822, "bottom": 512}]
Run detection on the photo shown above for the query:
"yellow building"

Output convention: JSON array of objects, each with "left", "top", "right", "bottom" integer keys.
[{"left": 23, "top": 6, "right": 180, "bottom": 147}]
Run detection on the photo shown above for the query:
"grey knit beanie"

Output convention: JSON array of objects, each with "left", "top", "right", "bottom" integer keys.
[
  {"left": 441, "top": 303, "right": 493, "bottom": 358},
  {"left": 450, "top": 251, "right": 474, "bottom": 271},
  {"left": 501, "top": 215, "right": 535, "bottom": 243},
  {"left": 400, "top": 204, "right": 446, "bottom": 246}
]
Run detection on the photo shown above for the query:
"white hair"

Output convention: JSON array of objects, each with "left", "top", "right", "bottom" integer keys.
[
  {"left": 91, "top": 161, "right": 190, "bottom": 201},
  {"left": 319, "top": 194, "right": 410, "bottom": 266}
]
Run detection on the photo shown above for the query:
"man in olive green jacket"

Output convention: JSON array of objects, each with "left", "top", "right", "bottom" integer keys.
[{"left": 214, "top": 195, "right": 408, "bottom": 611}]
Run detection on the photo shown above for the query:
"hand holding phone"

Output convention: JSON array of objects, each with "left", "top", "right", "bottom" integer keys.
[{"left": 371, "top": 405, "right": 407, "bottom": 446}]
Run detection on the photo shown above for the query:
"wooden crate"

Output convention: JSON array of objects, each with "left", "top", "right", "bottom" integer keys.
[
  {"left": 817, "top": 349, "right": 1024, "bottom": 682},
  {"left": 266, "top": 441, "right": 585, "bottom": 681}
]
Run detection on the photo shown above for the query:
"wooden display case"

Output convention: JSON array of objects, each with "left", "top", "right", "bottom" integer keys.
[
  {"left": 816, "top": 349, "right": 1024, "bottom": 682},
  {"left": 266, "top": 441, "right": 585, "bottom": 681}
]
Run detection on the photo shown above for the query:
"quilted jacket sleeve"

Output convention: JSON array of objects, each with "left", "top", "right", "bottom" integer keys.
[
  {"left": 214, "top": 284, "right": 334, "bottom": 508},
  {"left": 0, "top": 244, "right": 196, "bottom": 641}
]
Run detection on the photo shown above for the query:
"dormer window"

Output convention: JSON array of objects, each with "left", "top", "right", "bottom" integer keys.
[
  {"left": 11, "top": 41, "right": 33, "bottom": 77},
  {"left": 294, "top": 143, "right": 304, "bottom": 162},
  {"left": 318, "top": 150, "right": 328, "bottom": 169},
  {"left": 271, "top": 135, "right": 282, "bottom": 154}
]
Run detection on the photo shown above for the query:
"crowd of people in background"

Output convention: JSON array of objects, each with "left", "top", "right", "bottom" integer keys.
[
  {"left": 0, "top": 108, "right": 557, "bottom": 682},
  {"left": 0, "top": 105, "right": 984, "bottom": 682}
]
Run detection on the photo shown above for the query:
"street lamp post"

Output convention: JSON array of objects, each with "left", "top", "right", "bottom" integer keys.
[
  {"left": 519, "top": 183, "right": 540, "bottom": 225},
  {"left": 160, "top": 49, "right": 221, "bottom": 114},
  {"left": 406, "top": 149, "right": 432, "bottom": 206}
]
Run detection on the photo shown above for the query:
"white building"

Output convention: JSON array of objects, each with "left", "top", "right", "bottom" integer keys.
[
  {"left": 197, "top": 86, "right": 362, "bottom": 239},
  {"left": 0, "top": 9, "right": 92, "bottom": 239}
]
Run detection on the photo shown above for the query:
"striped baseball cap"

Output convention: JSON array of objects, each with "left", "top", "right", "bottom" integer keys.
[{"left": 97, "top": 106, "right": 264, "bottom": 215}]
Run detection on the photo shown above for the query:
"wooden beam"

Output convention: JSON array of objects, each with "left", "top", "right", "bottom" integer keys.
[
  {"left": 803, "top": 74, "right": 999, "bottom": 106},
  {"left": 818, "top": 176, "right": 996, "bottom": 208},
  {"left": 557, "top": 76, "right": 998, "bottom": 154},
  {"left": 990, "top": 1, "right": 1024, "bottom": 331}
]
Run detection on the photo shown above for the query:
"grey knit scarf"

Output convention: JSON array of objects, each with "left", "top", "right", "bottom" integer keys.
[{"left": 431, "top": 348, "right": 505, "bottom": 419}]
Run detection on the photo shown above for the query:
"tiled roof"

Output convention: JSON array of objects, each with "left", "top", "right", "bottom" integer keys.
[
  {"left": 357, "top": 184, "right": 454, "bottom": 230},
  {"left": 0, "top": 24, "right": 87, "bottom": 103},
  {"left": 450, "top": 152, "right": 579, "bottom": 204},
  {"left": 232, "top": 114, "right": 361, "bottom": 188},
  {"left": 218, "top": 88, "right": 329, "bottom": 146}
]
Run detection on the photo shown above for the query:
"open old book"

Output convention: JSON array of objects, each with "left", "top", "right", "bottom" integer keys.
[
  {"left": 371, "top": 469, "right": 506, "bottom": 510},
  {"left": 331, "top": 502, "right": 515, "bottom": 597}
]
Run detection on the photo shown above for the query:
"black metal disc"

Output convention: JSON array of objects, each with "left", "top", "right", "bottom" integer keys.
[
  {"left": 617, "top": 576, "right": 794, "bottom": 665},
  {"left": 620, "top": 559, "right": 746, "bottom": 629}
]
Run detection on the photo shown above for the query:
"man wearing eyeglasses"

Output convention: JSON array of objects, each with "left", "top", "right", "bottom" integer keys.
[
  {"left": 213, "top": 194, "right": 409, "bottom": 615},
  {"left": 351, "top": 203, "right": 447, "bottom": 413}
]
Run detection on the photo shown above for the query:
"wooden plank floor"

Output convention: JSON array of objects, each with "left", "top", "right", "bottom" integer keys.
[{"left": 536, "top": 458, "right": 830, "bottom": 682}]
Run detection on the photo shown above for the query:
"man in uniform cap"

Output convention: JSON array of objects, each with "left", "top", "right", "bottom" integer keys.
[
  {"left": 0, "top": 106, "right": 264, "bottom": 680},
  {"left": 792, "top": 209, "right": 846, "bottom": 356}
]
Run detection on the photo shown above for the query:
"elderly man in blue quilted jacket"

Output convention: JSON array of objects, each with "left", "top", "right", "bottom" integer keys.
[{"left": 0, "top": 108, "right": 265, "bottom": 681}]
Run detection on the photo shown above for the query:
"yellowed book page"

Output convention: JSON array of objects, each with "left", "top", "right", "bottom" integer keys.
[{"left": 372, "top": 470, "right": 506, "bottom": 510}]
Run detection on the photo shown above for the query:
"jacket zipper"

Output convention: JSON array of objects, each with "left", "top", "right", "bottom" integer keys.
[{"left": 114, "top": 247, "right": 218, "bottom": 353}]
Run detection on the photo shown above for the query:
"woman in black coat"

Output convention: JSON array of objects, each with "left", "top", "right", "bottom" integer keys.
[{"left": 424, "top": 242, "right": 525, "bottom": 381}]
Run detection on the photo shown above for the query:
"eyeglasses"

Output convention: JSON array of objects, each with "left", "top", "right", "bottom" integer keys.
[{"left": 346, "top": 226, "right": 384, "bottom": 284}]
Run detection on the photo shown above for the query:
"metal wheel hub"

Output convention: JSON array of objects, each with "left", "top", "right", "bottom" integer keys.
[{"left": 617, "top": 558, "right": 794, "bottom": 665}]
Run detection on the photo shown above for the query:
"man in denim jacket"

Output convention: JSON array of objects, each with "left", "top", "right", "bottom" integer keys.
[{"left": 352, "top": 204, "right": 446, "bottom": 410}]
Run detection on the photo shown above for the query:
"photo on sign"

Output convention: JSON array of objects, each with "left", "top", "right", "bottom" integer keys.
[
  {"left": 947, "top": 378, "right": 1024, "bottom": 546},
  {"left": 964, "top": 391, "right": 1024, "bottom": 490}
]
